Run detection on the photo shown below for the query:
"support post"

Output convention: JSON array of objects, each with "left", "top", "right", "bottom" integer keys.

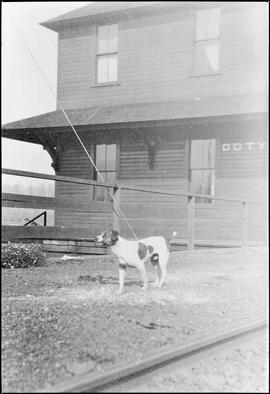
[
  {"left": 241, "top": 202, "right": 248, "bottom": 248},
  {"left": 187, "top": 195, "right": 195, "bottom": 250},
  {"left": 113, "top": 187, "right": 121, "bottom": 233}
]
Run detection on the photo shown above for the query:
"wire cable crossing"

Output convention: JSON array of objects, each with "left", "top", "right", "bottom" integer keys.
[{"left": 13, "top": 24, "right": 138, "bottom": 239}]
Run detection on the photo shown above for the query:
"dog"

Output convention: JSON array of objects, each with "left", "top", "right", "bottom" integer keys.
[{"left": 95, "top": 229, "right": 177, "bottom": 293}]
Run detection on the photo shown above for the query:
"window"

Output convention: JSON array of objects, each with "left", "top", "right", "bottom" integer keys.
[
  {"left": 190, "top": 139, "right": 216, "bottom": 203},
  {"left": 96, "top": 24, "right": 118, "bottom": 84},
  {"left": 94, "top": 144, "right": 117, "bottom": 201},
  {"left": 194, "top": 8, "right": 220, "bottom": 74}
]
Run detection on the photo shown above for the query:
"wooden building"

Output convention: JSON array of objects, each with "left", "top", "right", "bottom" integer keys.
[{"left": 2, "top": 2, "right": 268, "bottom": 243}]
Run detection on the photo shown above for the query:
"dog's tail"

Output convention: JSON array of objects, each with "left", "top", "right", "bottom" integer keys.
[{"left": 168, "top": 231, "right": 178, "bottom": 252}]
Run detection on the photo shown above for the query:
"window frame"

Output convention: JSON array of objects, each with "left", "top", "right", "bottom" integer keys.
[
  {"left": 192, "top": 7, "right": 221, "bottom": 76},
  {"left": 93, "top": 142, "right": 119, "bottom": 202},
  {"left": 95, "top": 24, "right": 119, "bottom": 85},
  {"left": 189, "top": 138, "right": 216, "bottom": 204}
]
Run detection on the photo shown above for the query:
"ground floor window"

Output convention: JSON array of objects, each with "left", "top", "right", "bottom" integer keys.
[
  {"left": 189, "top": 139, "right": 216, "bottom": 203},
  {"left": 94, "top": 143, "right": 117, "bottom": 201}
]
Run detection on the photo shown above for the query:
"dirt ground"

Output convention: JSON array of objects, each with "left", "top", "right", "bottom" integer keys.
[
  {"left": 108, "top": 334, "right": 269, "bottom": 393},
  {"left": 1, "top": 247, "right": 269, "bottom": 393}
]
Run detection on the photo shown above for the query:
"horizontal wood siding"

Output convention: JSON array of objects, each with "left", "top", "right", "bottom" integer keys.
[
  {"left": 57, "top": 3, "right": 267, "bottom": 109},
  {"left": 120, "top": 138, "right": 187, "bottom": 179},
  {"left": 118, "top": 178, "right": 188, "bottom": 238},
  {"left": 219, "top": 134, "right": 268, "bottom": 178},
  {"left": 55, "top": 144, "right": 113, "bottom": 229}
]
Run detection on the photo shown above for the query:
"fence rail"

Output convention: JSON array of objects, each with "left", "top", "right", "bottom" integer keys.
[{"left": 2, "top": 168, "right": 267, "bottom": 250}]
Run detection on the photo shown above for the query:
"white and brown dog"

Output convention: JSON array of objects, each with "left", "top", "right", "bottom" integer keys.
[{"left": 95, "top": 229, "right": 176, "bottom": 293}]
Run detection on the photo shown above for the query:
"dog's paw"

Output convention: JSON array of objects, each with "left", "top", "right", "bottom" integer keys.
[
  {"left": 158, "top": 282, "right": 165, "bottom": 288},
  {"left": 116, "top": 289, "right": 123, "bottom": 295}
]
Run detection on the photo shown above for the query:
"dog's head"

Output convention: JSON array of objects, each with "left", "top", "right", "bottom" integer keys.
[{"left": 95, "top": 229, "right": 119, "bottom": 247}]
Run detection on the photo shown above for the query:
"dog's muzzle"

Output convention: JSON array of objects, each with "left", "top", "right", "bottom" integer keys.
[{"left": 95, "top": 235, "right": 103, "bottom": 244}]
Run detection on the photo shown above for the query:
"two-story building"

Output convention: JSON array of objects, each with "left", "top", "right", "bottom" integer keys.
[{"left": 2, "top": 2, "right": 268, "bottom": 242}]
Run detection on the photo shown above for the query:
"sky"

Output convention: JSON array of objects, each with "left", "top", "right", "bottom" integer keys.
[{"left": 2, "top": 2, "right": 91, "bottom": 175}]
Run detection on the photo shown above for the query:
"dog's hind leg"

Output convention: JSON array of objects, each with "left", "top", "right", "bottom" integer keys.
[
  {"left": 150, "top": 253, "right": 161, "bottom": 287},
  {"left": 158, "top": 268, "right": 167, "bottom": 287},
  {"left": 152, "top": 265, "right": 161, "bottom": 287},
  {"left": 117, "top": 263, "right": 126, "bottom": 294}
]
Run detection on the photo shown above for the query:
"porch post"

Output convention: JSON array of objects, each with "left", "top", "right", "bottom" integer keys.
[
  {"left": 241, "top": 201, "right": 248, "bottom": 248},
  {"left": 187, "top": 195, "right": 195, "bottom": 250}
]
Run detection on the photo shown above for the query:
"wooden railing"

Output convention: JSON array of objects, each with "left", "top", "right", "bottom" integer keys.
[
  {"left": 2, "top": 168, "right": 267, "bottom": 250},
  {"left": 118, "top": 184, "right": 266, "bottom": 249}
]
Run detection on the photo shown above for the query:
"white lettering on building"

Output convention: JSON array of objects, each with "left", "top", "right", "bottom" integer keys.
[
  {"left": 222, "top": 142, "right": 266, "bottom": 151},
  {"left": 246, "top": 142, "right": 255, "bottom": 150},
  {"left": 233, "top": 143, "right": 242, "bottom": 151},
  {"left": 222, "top": 143, "right": 230, "bottom": 151}
]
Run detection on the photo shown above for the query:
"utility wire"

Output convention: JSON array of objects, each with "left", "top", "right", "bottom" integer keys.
[
  {"left": 13, "top": 24, "right": 138, "bottom": 240},
  {"left": 11, "top": 5, "right": 193, "bottom": 240}
]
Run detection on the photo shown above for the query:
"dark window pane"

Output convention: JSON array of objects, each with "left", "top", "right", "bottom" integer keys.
[
  {"left": 194, "top": 40, "right": 219, "bottom": 74},
  {"left": 190, "top": 169, "right": 204, "bottom": 195},
  {"left": 94, "top": 145, "right": 117, "bottom": 201},
  {"left": 95, "top": 172, "right": 106, "bottom": 201},
  {"left": 190, "top": 169, "right": 215, "bottom": 203},
  {"left": 202, "top": 139, "right": 216, "bottom": 168},
  {"left": 108, "top": 54, "right": 118, "bottom": 82},
  {"left": 97, "top": 56, "right": 108, "bottom": 83},
  {"left": 96, "top": 171, "right": 106, "bottom": 183},
  {"left": 106, "top": 171, "right": 116, "bottom": 184},
  {"left": 196, "top": 8, "right": 220, "bottom": 40},
  {"left": 108, "top": 24, "right": 118, "bottom": 52},
  {"left": 97, "top": 25, "right": 108, "bottom": 54}
]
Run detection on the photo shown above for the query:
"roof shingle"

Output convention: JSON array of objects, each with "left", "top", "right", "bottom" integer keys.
[{"left": 2, "top": 95, "right": 267, "bottom": 132}]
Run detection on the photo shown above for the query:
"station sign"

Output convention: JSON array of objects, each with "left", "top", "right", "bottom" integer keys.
[{"left": 221, "top": 142, "right": 266, "bottom": 151}]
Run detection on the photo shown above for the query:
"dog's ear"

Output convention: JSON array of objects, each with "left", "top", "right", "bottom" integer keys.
[{"left": 111, "top": 230, "right": 119, "bottom": 243}]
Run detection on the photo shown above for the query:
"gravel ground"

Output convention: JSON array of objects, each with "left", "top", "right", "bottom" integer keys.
[
  {"left": 1, "top": 247, "right": 269, "bottom": 393},
  {"left": 110, "top": 334, "right": 269, "bottom": 393}
]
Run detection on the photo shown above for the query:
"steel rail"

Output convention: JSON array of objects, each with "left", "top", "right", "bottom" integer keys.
[{"left": 37, "top": 319, "right": 267, "bottom": 393}]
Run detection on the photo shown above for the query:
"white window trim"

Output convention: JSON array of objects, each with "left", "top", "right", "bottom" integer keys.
[
  {"left": 95, "top": 24, "right": 119, "bottom": 85},
  {"left": 192, "top": 8, "right": 221, "bottom": 76}
]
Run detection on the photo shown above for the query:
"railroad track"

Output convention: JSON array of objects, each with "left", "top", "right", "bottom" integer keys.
[{"left": 39, "top": 319, "right": 267, "bottom": 393}]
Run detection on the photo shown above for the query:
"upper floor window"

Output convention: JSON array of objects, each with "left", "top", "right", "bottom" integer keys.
[
  {"left": 194, "top": 8, "right": 220, "bottom": 74},
  {"left": 94, "top": 143, "right": 117, "bottom": 201},
  {"left": 96, "top": 24, "right": 118, "bottom": 84}
]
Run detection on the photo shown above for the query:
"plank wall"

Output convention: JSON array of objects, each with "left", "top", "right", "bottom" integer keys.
[
  {"left": 57, "top": 3, "right": 267, "bottom": 109},
  {"left": 55, "top": 139, "right": 113, "bottom": 231},
  {"left": 55, "top": 121, "right": 267, "bottom": 242}
]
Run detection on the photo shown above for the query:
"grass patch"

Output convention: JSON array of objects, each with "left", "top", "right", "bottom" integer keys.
[{"left": 1, "top": 242, "right": 46, "bottom": 269}]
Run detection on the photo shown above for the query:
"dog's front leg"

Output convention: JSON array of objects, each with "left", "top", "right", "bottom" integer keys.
[
  {"left": 117, "top": 262, "right": 126, "bottom": 294},
  {"left": 137, "top": 264, "right": 148, "bottom": 290}
]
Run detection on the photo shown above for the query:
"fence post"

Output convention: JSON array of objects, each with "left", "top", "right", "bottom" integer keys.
[
  {"left": 187, "top": 195, "right": 195, "bottom": 250},
  {"left": 113, "top": 187, "right": 121, "bottom": 233},
  {"left": 241, "top": 201, "right": 248, "bottom": 248}
]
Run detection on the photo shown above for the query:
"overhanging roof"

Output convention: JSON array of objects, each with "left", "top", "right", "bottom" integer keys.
[
  {"left": 40, "top": 2, "right": 164, "bottom": 31},
  {"left": 40, "top": 2, "right": 226, "bottom": 32},
  {"left": 2, "top": 95, "right": 267, "bottom": 135}
]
